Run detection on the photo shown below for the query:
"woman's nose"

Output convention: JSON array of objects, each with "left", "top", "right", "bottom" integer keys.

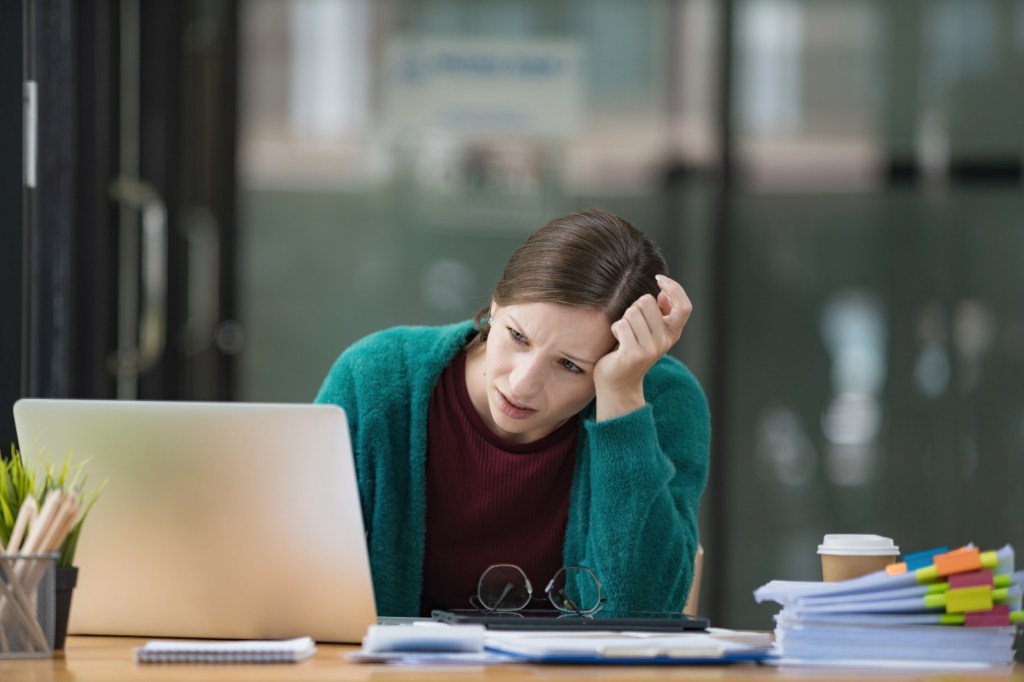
[{"left": 508, "top": 356, "right": 544, "bottom": 396}]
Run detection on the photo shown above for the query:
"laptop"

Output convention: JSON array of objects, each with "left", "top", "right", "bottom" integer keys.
[{"left": 12, "top": 399, "right": 378, "bottom": 643}]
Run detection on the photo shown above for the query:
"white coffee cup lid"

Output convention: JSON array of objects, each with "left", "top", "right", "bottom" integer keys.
[{"left": 817, "top": 534, "right": 900, "bottom": 556}]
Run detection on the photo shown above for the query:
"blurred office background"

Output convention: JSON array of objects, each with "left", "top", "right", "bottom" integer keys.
[{"left": 3, "top": 0, "right": 1023, "bottom": 633}]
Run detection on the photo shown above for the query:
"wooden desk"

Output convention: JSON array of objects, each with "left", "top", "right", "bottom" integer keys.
[{"left": 0, "top": 636, "right": 1020, "bottom": 682}]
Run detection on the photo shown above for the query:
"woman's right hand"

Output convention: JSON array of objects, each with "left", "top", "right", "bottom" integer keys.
[{"left": 593, "top": 275, "right": 692, "bottom": 421}]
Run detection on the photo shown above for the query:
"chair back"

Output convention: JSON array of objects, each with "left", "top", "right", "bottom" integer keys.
[{"left": 683, "top": 543, "right": 704, "bottom": 616}]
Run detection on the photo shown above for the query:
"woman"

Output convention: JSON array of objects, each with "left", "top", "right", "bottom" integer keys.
[{"left": 315, "top": 208, "right": 709, "bottom": 617}]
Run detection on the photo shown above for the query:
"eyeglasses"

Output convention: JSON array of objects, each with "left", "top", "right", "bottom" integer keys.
[{"left": 469, "top": 563, "right": 605, "bottom": 617}]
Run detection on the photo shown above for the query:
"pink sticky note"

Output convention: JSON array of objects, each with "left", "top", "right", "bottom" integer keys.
[
  {"left": 948, "top": 569, "right": 993, "bottom": 590},
  {"left": 964, "top": 604, "right": 1010, "bottom": 628}
]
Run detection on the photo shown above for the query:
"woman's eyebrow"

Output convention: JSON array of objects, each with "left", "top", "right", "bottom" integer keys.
[
  {"left": 562, "top": 353, "right": 597, "bottom": 368},
  {"left": 506, "top": 314, "right": 598, "bottom": 367}
]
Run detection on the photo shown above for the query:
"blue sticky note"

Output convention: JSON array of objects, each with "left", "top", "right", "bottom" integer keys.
[{"left": 904, "top": 546, "right": 949, "bottom": 571}]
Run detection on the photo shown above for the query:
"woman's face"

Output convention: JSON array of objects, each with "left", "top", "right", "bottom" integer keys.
[{"left": 468, "top": 302, "right": 616, "bottom": 444}]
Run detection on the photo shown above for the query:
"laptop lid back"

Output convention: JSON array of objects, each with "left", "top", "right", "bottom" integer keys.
[{"left": 13, "top": 399, "right": 377, "bottom": 643}]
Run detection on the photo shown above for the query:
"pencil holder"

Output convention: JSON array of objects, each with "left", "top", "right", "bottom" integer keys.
[{"left": 0, "top": 553, "right": 57, "bottom": 659}]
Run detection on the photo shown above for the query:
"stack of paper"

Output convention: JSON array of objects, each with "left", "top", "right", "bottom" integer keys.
[
  {"left": 483, "top": 627, "right": 773, "bottom": 663},
  {"left": 347, "top": 623, "right": 511, "bottom": 664},
  {"left": 754, "top": 544, "right": 1024, "bottom": 670},
  {"left": 347, "top": 622, "right": 773, "bottom": 665}
]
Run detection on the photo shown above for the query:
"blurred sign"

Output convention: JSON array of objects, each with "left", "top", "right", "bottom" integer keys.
[{"left": 383, "top": 38, "right": 584, "bottom": 136}]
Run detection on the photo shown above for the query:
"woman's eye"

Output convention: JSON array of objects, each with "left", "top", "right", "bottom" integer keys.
[
  {"left": 508, "top": 328, "right": 528, "bottom": 345},
  {"left": 561, "top": 359, "right": 583, "bottom": 375}
]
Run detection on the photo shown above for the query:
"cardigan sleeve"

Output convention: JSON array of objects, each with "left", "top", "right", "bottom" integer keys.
[
  {"left": 310, "top": 322, "right": 474, "bottom": 617},
  {"left": 573, "top": 358, "right": 710, "bottom": 613},
  {"left": 314, "top": 341, "right": 377, "bottom": 533}
]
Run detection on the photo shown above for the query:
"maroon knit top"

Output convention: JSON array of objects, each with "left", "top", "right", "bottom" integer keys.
[{"left": 419, "top": 350, "right": 578, "bottom": 615}]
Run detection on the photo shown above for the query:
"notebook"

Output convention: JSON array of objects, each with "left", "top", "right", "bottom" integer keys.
[
  {"left": 134, "top": 636, "right": 317, "bottom": 664},
  {"left": 12, "top": 399, "right": 378, "bottom": 643}
]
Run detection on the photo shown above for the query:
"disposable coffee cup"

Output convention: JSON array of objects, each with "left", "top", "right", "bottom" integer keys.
[{"left": 818, "top": 534, "right": 900, "bottom": 582}]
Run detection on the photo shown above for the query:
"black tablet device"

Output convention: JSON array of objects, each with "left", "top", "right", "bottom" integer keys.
[{"left": 431, "top": 609, "right": 710, "bottom": 632}]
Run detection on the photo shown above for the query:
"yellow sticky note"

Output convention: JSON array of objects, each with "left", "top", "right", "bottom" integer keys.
[{"left": 945, "top": 586, "right": 993, "bottom": 614}]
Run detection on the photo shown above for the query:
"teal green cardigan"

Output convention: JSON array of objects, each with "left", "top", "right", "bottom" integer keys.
[{"left": 315, "top": 321, "right": 710, "bottom": 617}]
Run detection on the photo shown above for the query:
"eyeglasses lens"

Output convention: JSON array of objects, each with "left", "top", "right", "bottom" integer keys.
[
  {"left": 546, "top": 566, "right": 601, "bottom": 614},
  {"left": 478, "top": 564, "right": 531, "bottom": 611}
]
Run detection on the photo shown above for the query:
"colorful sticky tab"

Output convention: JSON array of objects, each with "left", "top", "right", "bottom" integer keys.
[
  {"left": 964, "top": 604, "right": 1010, "bottom": 628},
  {"left": 934, "top": 547, "right": 981, "bottom": 576},
  {"left": 886, "top": 562, "right": 907, "bottom": 575},
  {"left": 902, "top": 546, "right": 948, "bottom": 571},
  {"left": 948, "top": 569, "right": 993, "bottom": 590},
  {"left": 914, "top": 565, "right": 939, "bottom": 583},
  {"left": 945, "top": 585, "right": 993, "bottom": 613},
  {"left": 940, "top": 609, "right": 1023, "bottom": 626}
]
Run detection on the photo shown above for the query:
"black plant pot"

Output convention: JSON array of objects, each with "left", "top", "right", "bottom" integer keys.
[{"left": 55, "top": 566, "right": 78, "bottom": 650}]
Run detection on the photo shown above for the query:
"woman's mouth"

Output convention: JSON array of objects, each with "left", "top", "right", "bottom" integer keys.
[{"left": 496, "top": 390, "right": 537, "bottom": 420}]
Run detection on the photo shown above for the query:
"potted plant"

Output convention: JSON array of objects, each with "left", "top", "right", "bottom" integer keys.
[{"left": 0, "top": 444, "right": 102, "bottom": 650}]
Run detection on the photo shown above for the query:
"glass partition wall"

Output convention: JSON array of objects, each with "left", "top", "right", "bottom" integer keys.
[
  {"left": 724, "top": 0, "right": 1024, "bottom": 629},
  {"left": 236, "top": 0, "right": 1024, "bottom": 632},
  {"left": 238, "top": 0, "right": 719, "bottom": 401}
]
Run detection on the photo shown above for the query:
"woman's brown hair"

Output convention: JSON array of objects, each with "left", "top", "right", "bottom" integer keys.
[{"left": 473, "top": 208, "right": 668, "bottom": 341}]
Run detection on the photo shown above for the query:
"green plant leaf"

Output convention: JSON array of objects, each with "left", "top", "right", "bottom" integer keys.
[{"left": 1, "top": 443, "right": 103, "bottom": 566}]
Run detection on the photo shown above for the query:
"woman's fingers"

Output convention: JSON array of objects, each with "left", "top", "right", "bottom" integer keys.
[
  {"left": 621, "top": 301, "right": 656, "bottom": 355},
  {"left": 657, "top": 290, "right": 672, "bottom": 317},
  {"left": 610, "top": 317, "right": 633, "bottom": 347},
  {"left": 601, "top": 277, "right": 691, "bottom": 375},
  {"left": 655, "top": 274, "right": 692, "bottom": 337},
  {"left": 594, "top": 278, "right": 692, "bottom": 415}
]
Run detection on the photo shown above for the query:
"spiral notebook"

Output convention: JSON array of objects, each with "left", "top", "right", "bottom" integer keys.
[{"left": 134, "top": 637, "right": 317, "bottom": 664}]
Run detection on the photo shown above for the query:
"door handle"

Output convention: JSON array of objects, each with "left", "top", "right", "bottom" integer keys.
[
  {"left": 108, "top": 176, "right": 167, "bottom": 390},
  {"left": 183, "top": 206, "right": 219, "bottom": 356}
]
